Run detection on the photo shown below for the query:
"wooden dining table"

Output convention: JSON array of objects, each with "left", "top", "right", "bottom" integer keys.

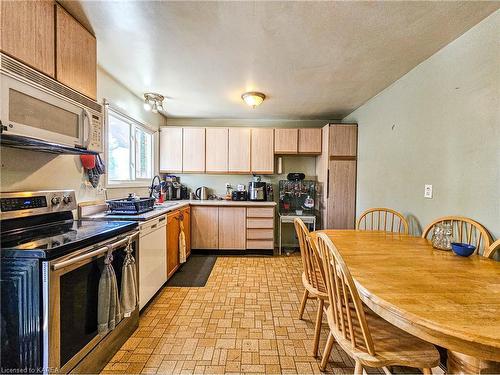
[{"left": 309, "top": 230, "right": 500, "bottom": 372}]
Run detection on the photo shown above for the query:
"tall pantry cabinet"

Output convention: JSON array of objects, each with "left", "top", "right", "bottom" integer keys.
[{"left": 316, "top": 124, "right": 358, "bottom": 229}]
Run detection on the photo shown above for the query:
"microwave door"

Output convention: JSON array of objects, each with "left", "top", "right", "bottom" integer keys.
[{"left": 1, "top": 74, "right": 84, "bottom": 148}]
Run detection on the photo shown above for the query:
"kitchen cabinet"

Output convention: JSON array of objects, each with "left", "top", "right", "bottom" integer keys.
[
  {"left": 55, "top": 4, "right": 97, "bottom": 99},
  {"left": 183, "top": 127, "right": 206, "bottom": 172},
  {"left": 191, "top": 206, "right": 219, "bottom": 249},
  {"left": 274, "top": 129, "right": 298, "bottom": 154},
  {"left": 218, "top": 207, "right": 246, "bottom": 249},
  {"left": 251, "top": 128, "right": 274, "bottom": 174},
  {"left": 180, "top": 206, "right": 191, "bottom": 258},
  {"left": 167, "top": 210, "right": 181, "bottom": 279},
  {"left": 1, "top": 0, "right": 55, "bottom": 77},
  {"left": 160, "top": 127, "right": 183, "bottom": 172},
  {"left": 246, "top": 206, "right": 275, "bottom": 249},
  {"left": 228, "top": 128, "right": 251, "bottom": 173},
  {"left": 327, "top": 159, "right": 357, "bottom": 229},
  {"left": 329, "top": 124, "right": 358, "bottom": 157},
  {"left": 298, "top": 128, "right": 322, "bottom": 154},
  {"left": 206, "top": 128, "right": 228, "bottom": 173}
]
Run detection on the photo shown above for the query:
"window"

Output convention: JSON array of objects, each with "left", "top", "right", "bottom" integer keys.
[{"left": 107, "top": 109, "right": 154, "bottom": 184}]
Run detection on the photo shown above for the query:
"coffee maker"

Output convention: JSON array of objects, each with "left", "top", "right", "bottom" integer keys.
[{"left": 248, "top": 175, "right": 267, "bottom": 201}]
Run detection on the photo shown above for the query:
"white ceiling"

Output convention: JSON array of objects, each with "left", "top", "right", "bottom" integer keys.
[{"left": 63, "top": 1, "right": 499, "bottom": 119}]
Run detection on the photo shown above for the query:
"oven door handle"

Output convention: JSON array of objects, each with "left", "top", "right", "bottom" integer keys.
[{"left": 52, "top": 231, "right": 139, "bottom": 271}]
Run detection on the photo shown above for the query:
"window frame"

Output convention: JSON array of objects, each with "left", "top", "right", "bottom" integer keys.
[{"left": 104, "top": 103, "right": 157, "bottom": 188}]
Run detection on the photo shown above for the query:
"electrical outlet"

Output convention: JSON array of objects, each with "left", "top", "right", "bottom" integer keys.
[{"left": 424, "top": 184, "right": 433, "bottom": 199}]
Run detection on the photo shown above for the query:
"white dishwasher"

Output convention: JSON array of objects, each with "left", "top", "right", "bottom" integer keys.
[{"left": 139, "top": 215, "right": 167, "bottom": 309}]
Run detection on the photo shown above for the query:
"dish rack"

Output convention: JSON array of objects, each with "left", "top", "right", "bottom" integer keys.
[{"left": 106, "top": 197, "right": 155, "bottom": 215}]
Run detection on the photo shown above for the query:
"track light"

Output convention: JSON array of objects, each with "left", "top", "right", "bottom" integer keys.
[{"left": 143, "top": 93, "right": 165, "bottom": 113}]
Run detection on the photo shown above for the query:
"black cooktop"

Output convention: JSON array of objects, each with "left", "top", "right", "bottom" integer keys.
[{"left": 1, "top": 213, "right": 138, "bottom": 259}]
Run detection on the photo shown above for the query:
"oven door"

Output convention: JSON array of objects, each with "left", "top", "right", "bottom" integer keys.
[
  {"left": 42, "top": 231, "right": 139, "bottom": 374},
  {"left": 0, "top": 73, "right": 88, "bottom": 148}
]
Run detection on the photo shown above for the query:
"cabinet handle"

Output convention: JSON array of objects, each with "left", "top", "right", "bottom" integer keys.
[
  {"left": 151, "top": 224, "right": 157, "bottom": 229},
  {"left": 159, "top": 216, "right": 166, "bottom": 222}
]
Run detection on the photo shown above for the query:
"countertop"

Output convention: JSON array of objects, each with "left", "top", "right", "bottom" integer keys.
[{"left": 81, "top": 199, "right": 276, "bottom": 222}]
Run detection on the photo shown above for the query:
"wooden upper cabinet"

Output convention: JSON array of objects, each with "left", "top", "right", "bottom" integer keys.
[
  {"left": 182, "top": 127, "right": 205, "bottom": 172},
  {"left": 329, "top": 124, "right": 358, "bottom": 157},
  {"left": 228, "top": 128, "right": 251, "bottom": 173},
  {"left": 274, "top": 129, "right": 298, "bottom": 154},
  {"left": 206, "top": 128, "right": 228, "bottom": 173},
  {"left": 1, "top": 0, "right": 55, "bottom": 77},
  {"left": 55, "top": 4, "right": 97, "bottom": 99},
  {"left": 251, "top": 128, "right": 274, "bottom": 174},
  {"left": 298, "top": 128, "right": 322, "bottom": 154},
  {"left": 160, "top": 127, "right": 183, "bottom": 172}
]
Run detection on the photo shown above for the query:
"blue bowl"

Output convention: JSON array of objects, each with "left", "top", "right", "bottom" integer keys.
[{"left": 451, "top": 242, "right": 476, "bottom": 257}]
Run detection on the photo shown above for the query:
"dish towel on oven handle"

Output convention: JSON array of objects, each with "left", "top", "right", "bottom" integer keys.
[
  {"left": 121, "top": 238, "right": 138, "bottom": 317},
  {"left": 179, "top": 219, "right": 187, "bottom": 264},
  {"left": 97, "top": 247, "right": 122, "bottom": 335}
]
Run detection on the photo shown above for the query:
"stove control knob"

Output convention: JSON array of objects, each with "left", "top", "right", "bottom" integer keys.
[
  {"left": 63, "top": 196, "right": 72, "bottom": 204},
  {"left": 51, "top": 197, "right": 61, "bottom": 205}
]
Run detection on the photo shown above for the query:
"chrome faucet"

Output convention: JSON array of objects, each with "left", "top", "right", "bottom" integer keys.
[{"left": 149, "top": 175, "right": 162, "bottom": 199}]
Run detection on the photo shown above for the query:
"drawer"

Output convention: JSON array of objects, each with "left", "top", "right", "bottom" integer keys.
[
  {"left": 247, "top": 218, "right": 274, "bottom": 229},
  {"left": 246, "top": 229, "right": 274, "bottom": 240},
  {"left": 246, "top": 240, "right": 274, "bottom": 249},
  {"left": 246, "top": 207, "right": 274, "bottom": 218}
]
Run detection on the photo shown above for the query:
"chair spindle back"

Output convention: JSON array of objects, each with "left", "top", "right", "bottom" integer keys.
[
  {"left": 357, "top": 208, "right": 409, "bottom": 234},
  {"left": 294, "top": 218, "right": 325, "bottom": 292}
]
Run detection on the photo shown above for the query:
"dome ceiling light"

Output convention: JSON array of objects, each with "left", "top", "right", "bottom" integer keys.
[
  {"left": 143, "top": 93, "right": 165, "bottom": 113},
  {"left": 241, "top": 91, "right": 266, "bottom": 108}
]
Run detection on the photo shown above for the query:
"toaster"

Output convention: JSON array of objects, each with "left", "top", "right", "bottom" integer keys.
[{"left": 231, "top": 191, "right": 248, "bottom": 201}]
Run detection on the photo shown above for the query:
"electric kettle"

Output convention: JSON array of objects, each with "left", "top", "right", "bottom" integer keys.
[{"left": 195, "top": 186, "right": 209, "bottom": 200}]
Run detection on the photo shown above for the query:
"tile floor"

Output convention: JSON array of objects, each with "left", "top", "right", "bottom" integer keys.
[{"left": 101, "top": 255, "right": 391, "bottom": 374}]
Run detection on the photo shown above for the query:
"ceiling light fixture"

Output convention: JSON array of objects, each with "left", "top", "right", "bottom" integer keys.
[
  {"left": 241, "top": 91, "right": 266, "bottom": 108},
  {"left": 143, "top": 93, "right": 165, "bottom": 112}
]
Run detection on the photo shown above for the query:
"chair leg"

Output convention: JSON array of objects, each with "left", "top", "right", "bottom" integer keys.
[
  {"left": 422, "top": 369, "right": 432, "bottom": 375},
  {"left": 354, "top": 361, "right": 363, "bottom": 375},
  {"left": 298, "top": 289, "right": 308, "bottom": 319},
  {"left": 312, "top": 298, "right": 324, "bottom": 357},
  {"left": 319, "top": 332, "right": 335, "bottom": 371}
]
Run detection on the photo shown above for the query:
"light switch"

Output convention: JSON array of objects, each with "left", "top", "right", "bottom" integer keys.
[{"left": 424, "top": 184, "right": 433, "bottom": 199}]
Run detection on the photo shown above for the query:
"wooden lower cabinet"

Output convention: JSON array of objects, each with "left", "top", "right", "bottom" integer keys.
[
  {"left": 191, "top": 206, "right": 219, "bottom": 249},
  {"left": 166, "top": 210, "right": 181, "bottom": 279},
  {"left": 180, "top": 206, "right": 191, "bottom": 258},
  {"left": 327, "top": 159, "right": 356, "bottom": 229},
  {"left": 218, "top": 207, "right": 246, "bottom": 250}
]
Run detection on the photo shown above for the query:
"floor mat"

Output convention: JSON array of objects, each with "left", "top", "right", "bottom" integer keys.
[{"left": 166, "top": 254, "right": 217, "bottom": 287}]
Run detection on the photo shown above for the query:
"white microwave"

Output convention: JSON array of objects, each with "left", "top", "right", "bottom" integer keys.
[{"left": 0, "top": 53, "right": 103, "bottom": 153}]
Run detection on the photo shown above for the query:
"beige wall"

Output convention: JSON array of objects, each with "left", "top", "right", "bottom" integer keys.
[
  {"left": 0, "top": 66, "right": 166, "bottom": 203},
  {"left": 343, "top": 11, "right": 500, "bottom": 239}
]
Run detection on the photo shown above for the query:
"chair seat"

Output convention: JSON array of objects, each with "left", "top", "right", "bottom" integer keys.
[
  {"left": 302, "top": 271, "right": 328, "bottom": 298},
  {"left": 326, "top": 305, "right": 440, "bottom": 369}
]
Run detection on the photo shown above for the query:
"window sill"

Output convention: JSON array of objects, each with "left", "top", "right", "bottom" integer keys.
[{"left": 106, "top": 181, "right": 151, "bottom": 189}]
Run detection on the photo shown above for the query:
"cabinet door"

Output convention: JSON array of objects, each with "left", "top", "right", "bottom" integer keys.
[
  {"left": 251, "top": 128, "right": 274, "bottom": 174},
  {"left": 298, "top": 128, "right": 322, "bottom": 154},
  {"left": 218, "top": 207, "right": 246, "bottom": 250},
  {"left": 1, "top": 0, "right": 55, "bottom": 77},
  {"left": 329, "top": 124, "right": 357, "bottom": 157},
  {"left": 327, "top": 160, "right": 356, "bottom": 229},
  {"left": 183, "top": 127, "right": 205, "bottom": 172},
  {"left": 274, "top": 129, "right": 298, "bottom": 154},
  {"left": 191, "top": 206, "right": 218, "bottom": 249},
  {"left": 160, "top": 127, "right": 183, "bottom": 172},
  {"left": 181, "top": 207, "right": 191, "bottom": 258},
  {"left": 55, "top": 4, "right": 97, "bottom": 99},
  {"left": 228, "top": 128, "right": 251, "bottom": 173},
  {"left": 206, "top": 128, "right": 228, "bottom": 173},
  {"left": 167, "top": 211, "right": 181, "bottom": 279}
]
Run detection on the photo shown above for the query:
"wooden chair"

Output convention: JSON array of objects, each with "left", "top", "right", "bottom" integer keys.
[
  {"left": 485, "top": 238, "right": 500, "bottom": 259},
  {"left": 294, "top": 218, "right": 328, "bottom": 357},
  {"left": 422, "top": 216, "right": 492, "bottom": 256},
  {"left": 356, "top": 208, "right": 409, "bottom": 234},
  {"left": 315, "top": 232, "right": 440, "bottom": 374}
]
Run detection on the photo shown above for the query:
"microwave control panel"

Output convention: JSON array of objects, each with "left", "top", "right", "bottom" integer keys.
[{"left": 88, "top": 114, "right": 103, "bottom": 153}]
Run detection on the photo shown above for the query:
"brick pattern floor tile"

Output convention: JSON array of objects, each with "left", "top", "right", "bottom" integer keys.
[{"left": 101, "top": 255, "right": 414, "bottom": 374}]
